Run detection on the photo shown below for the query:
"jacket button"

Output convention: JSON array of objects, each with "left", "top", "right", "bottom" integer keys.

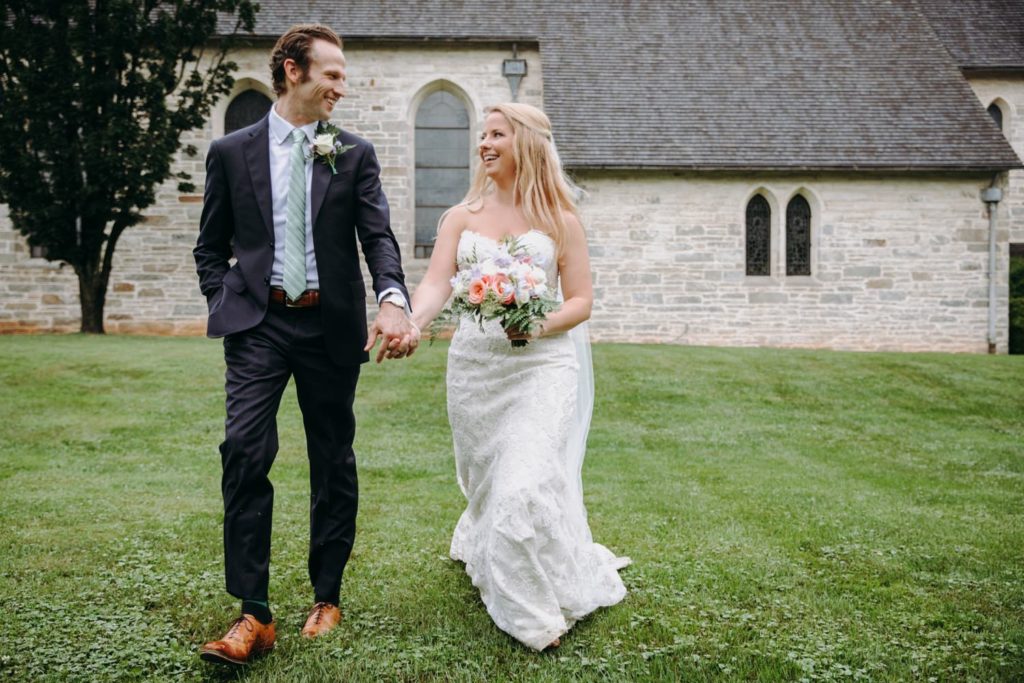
[
  {"left": 263, "top": 276, "right": 270, "bottom": 285},
  {"left": 268, "top": 241, "right": 274, "bottom": 248}
]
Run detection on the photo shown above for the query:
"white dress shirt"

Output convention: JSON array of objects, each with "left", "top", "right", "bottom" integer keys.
[
  {"left": 268, "top": 104, "right": 319, "bottom": 289},
  {"left": 267, "top": 104, "right": 407, "bottom": 309}
]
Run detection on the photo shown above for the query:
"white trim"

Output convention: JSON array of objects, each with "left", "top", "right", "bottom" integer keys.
[
  {"left": 407, "top": 79, "right": 476, "bottom": 258},
  {"left": 211, "top": 78, "right": 275, "bottom": 140},
  {"left": 987, "top": 96, "right": 1013, "bottom": 142},
  {"left": 741, "top": 187, "right": 780, "bottom": 281},
  {"left": 782, "top": 187, "right": 822, "bottom": 280}
]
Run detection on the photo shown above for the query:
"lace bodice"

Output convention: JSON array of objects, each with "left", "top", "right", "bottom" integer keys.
[{"left": 456, "top": 229, "right": 559, "bottom": 287}]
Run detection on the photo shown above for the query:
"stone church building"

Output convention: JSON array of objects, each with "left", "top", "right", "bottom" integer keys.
[{"left": 1, "top": 0, "right": 1022, "bottom": 352}]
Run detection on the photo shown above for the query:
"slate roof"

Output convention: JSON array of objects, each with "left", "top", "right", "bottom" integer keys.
[
  {"left": 224, "top": 0, "right": 1022, "bottom": 171},
  {"left": 917, "top": 0, "right": 1024, "bottom": 71}
]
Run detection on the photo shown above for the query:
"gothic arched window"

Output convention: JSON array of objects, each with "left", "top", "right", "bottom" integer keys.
[
  {"left": 745, "top": 194, "right": 771, "bottom": 276},
  {"left": 225, "top": 90, "right": 272, "bottom": 134},
  {"left": 988, "top": 103, "right": 1004, "bottom": 131},
  {"left": 415, "top": 90, "right": 470, "bottom": 258},
  {"left": 786, "top": 195, "right": 812, "bottom": 276}
]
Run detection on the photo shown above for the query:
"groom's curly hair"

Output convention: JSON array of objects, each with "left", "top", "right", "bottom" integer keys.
[{"left": 270, "top": 24, "right": 343, "bottom": 96}]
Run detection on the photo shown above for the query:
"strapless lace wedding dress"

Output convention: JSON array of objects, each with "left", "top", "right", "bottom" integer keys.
[{"left": 446, "top": 229, "right": 630, "bottom": 650}]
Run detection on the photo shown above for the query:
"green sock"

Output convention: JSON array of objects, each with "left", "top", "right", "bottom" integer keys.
[{"left": 241, "top": 599, "right": 272, "bottom": 625}]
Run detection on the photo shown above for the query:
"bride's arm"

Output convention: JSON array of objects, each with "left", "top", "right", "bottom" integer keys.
[
  {"left": 531, "top": 213, "right": 593, "bottom": 339},
  {"left": 409, "top": 208, "right": 464, "bottom": 332}
]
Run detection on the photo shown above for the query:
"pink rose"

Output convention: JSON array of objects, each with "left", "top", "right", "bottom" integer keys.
[
  {"left": 468, "top": 279, "right": 487, "bottom": 305},
  {"left": 491, "top": 273, "right": 515, "bottom": 304}
]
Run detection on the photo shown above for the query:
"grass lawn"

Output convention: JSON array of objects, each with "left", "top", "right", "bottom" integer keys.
[{"left": 0, "top": 335, "right": 1022, "bottom": 682}]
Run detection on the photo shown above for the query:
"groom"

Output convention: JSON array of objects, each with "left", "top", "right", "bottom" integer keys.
[{"left": 193, "top": 24, "right": 418, "bottom": 666}]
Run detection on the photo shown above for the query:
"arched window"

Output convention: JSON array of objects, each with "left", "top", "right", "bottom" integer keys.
[
  {"left": 415, "top": 90, "right": 470, "bottom": 258},
  {"left": 786, "top": 195, "right": 812, "bottom": 276},
  {"left": 225, "top": 90, "right": 272, "bottom": 134},
  {"left": 988, "top": 103, "right": 1004, "bottom": 131},
  {"left": 745, "top": 194, "right": 771, "bottom": 276}
]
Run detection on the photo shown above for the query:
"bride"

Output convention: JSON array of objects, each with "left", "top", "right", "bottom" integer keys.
[{"left": 409, "top": 103, "right": 630, "bottom": 650}]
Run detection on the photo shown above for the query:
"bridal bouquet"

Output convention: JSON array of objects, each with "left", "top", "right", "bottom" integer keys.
[{"left": 436, "top": 236, "right": 558, "bottom": 347}]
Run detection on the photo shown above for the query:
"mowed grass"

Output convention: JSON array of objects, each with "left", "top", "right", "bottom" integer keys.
[{"left": 0, "top": 335, "right": 1022, "bottom": 682}]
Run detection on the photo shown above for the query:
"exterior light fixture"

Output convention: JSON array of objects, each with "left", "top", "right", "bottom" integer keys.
[{"left": 502, "top": 43, "right": 527, "bottom": 102}]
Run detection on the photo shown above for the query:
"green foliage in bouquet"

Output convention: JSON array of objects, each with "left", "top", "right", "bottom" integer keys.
[{"left": 430, "top": 236, "right": 559, "bottom": 346}]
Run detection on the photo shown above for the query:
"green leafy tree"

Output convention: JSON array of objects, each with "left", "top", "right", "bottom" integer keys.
[
  {"left": 0, "top": 0, "right": 257, "bottom": 332},
  {"left": 1010, "top": 251, "right": 1024, "bottom": 354}
]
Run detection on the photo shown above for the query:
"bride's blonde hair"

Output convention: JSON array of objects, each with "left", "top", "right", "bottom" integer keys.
[{"left": 461, "top": 103, "right": 582, "bottom": 254}]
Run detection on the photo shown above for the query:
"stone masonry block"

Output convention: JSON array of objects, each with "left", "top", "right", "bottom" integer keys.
[
  {"left": 843, "top": 266, "right": 882, "bottom": 278},
  {"left": 748, "top": 292, "right": 788, "bottom": 304}
]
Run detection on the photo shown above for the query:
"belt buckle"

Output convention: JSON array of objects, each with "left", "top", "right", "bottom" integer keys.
[{"left": 284, "top": 294, "right": 304, "bottom": 308}]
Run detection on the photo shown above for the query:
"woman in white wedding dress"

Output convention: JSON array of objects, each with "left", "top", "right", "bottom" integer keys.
[{"left": 410, "top": 103, "right": 629, "bottom": 650}]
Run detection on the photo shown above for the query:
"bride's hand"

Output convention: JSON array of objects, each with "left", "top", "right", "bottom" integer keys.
[{"left": 506, "top": 322, "right": 542, "bottom": 342}]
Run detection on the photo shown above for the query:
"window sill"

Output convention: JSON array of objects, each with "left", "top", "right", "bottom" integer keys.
[{"left": 742, "top": 274, "right": 820, "bottom": 286}]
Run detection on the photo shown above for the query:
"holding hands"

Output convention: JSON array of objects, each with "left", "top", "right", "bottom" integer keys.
[{"left": 364, "top": 300, "right": 420, "bottom": 363}]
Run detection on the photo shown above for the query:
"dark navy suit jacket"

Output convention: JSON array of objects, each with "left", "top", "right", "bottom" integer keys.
[{"left": 194, "top": 114, "right": 408, "bottom": 365}]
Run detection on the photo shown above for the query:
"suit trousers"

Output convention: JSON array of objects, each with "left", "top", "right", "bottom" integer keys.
[{"left": 220, "top": 304, "right": 360, "bottom": 605}]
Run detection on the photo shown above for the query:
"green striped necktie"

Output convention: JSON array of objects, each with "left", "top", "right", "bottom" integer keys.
[{"left": 283, "top": 128, "right": 308, "bottom": 301}]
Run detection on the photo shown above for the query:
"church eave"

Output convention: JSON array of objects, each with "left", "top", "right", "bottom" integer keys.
[
  {"left": 565, "top": 162, "right": 1024, "bottom": 173},
  {"left": 960, "top": 65, "right": 1024, "bottom": 76}
]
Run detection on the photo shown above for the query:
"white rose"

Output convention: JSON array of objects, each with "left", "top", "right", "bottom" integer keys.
[
  {"left": 479, "top": 259, "right": 499, "bottom": 276},
  {"left": 313, "top": 134, "right": 335, "bottom": 156},
  {"left": 451, "top": 274, "right": 468, "bottom": 297}
]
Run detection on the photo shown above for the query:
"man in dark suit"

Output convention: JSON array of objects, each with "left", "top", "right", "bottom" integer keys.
[{"left": 194, "top": 24, "right": 418, "bottom": 666}]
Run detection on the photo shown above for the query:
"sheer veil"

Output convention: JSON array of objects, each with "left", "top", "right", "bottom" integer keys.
[
  {"left": 564, "top": 321, "right": 593, "bottom": 530},
  {"left": 564, "top": 319, "right": 631, "bottom": 569},
  {"left": 556, "top": 134, "right": 630, "bottom": 567}
]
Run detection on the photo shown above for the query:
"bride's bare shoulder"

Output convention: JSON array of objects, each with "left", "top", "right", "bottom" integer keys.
[
  {"left": 438, "top": 204, "right": 473, "bottom": 237},
  {"left": 451, "top": 198, "right": 505, "bottom": 233},
  {"left": 561, "top": 209, "right": 584, "bottom": 233}
]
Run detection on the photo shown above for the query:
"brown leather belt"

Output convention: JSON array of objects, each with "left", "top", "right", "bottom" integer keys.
[{"left": 269, "top": 286, "right": 320, "bottom": 308}]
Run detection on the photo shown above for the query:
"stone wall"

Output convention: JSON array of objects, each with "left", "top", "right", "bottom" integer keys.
[
  {"left": 579, "top": 172, "right": 1008, "bottom": 352},
  {"left": 0, "top": 41, "right": 541, "bottom": 334},
  {"left": 966, "top": 76, "right": 1024, "bottom": 245},
  {"left": 0, "top": 44, "right": 1020, "bottom": 352}
]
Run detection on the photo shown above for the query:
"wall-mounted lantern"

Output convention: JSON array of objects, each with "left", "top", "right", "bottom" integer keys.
[{"left": 502, "top": 43, "right": 527, "bottom": 102}]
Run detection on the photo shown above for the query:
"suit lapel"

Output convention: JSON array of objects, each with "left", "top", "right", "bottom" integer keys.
[
  {"left": 311, "top": 154, "right": 331, "bottom": 231},
  {"left": 243, "top": 116, "right": 274, "bottom": 239}
]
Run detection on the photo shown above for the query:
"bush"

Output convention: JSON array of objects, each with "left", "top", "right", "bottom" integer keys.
[{"left": 1011, "top": 250, "right": 1024, "bottom": 354}]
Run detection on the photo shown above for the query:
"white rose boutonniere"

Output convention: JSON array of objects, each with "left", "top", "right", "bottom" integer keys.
[
  {"left": 312, "top": 134, "right": 335, "bottom": 157},
  {"left": 309, "top": 122, "right": 357, "bottom": 175}
]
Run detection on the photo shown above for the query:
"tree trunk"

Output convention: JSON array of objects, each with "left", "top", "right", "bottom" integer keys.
[
  {"left": 77, "top": 266, "right": 107, "bottom": 334},
  {"left": 76, "top": 222, "right": 126, "bottom": 334}
]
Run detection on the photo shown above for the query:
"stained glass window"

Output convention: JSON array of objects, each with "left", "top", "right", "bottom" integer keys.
[
  {"left": 786, "top": 195, "right": 811, "bottom": 276},
  {"left": 415, "top": 91, "right": 470, "bottom": 258},
  {"left": 225, "top": 90, "right": 272, "bottom": 134},
  {"left": 746, "top": 195, "right": 771, "bottom": 276},
  {"left": 988, "top": 103, "right": 1004, "bottom": 131}
]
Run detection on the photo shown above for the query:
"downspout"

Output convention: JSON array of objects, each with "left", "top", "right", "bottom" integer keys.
[{"left": 981, "top": 182, "right": 1003, "bottom": 354}]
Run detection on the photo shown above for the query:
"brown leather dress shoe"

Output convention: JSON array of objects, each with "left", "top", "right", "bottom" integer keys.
[
  {"left": 199, "top": 614, "right": 276, "bottom": 666},
  {"left": 301, "top": 601, "right": 341, "bottom": 638}
]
